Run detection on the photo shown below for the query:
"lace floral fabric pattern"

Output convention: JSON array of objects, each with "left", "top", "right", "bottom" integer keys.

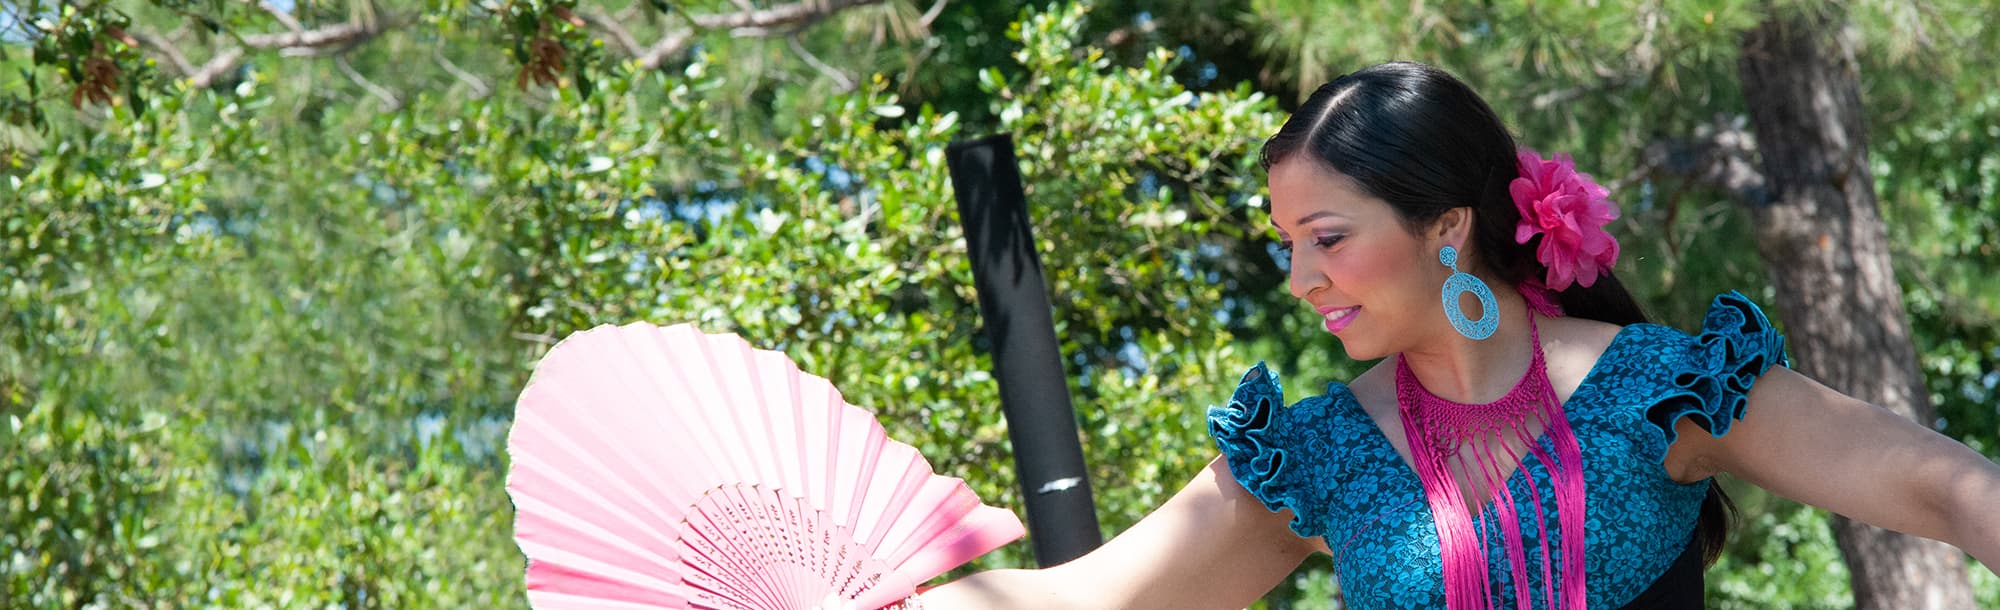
[{"left": 1207, "top": 292, "right": 1787, "bottom": 608}]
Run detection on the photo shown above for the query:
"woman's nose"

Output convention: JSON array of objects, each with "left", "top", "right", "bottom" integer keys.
[{"left": 1288, "top": 259, "right": 1325, "bottom": 301}]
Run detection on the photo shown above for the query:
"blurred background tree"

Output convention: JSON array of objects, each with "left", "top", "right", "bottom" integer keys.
[{"left": 2, "top": 0, "right": 1995, "bottom": 608}]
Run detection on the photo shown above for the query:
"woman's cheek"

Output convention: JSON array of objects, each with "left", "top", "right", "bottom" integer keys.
[{"left": 1328, "top": 247, "right": 1397, "bottom": 295}]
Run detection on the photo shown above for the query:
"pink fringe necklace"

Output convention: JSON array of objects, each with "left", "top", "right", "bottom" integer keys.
[{"left": 1395, "top": 313, "right": 1588, "bottom": 610}]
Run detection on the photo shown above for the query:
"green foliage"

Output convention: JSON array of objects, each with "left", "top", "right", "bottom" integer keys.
[
  {"left": 3, "top": 45, "right": 530, "bottom": 604},
  {"left": 644, "top": 3, "right": 1288, "bottom": 570},
  {"left": 2, "top": 1, "right": 1291, "bottom": 605},
  {"left": 4, "top": 0, "right": 1998, "bottom": 608},
  {"left": 1707, "top": 483, "right": 1854, "bottom": 609},
  {"left": 1862, "top": 4, "right": 2000, "bottom": 452}
]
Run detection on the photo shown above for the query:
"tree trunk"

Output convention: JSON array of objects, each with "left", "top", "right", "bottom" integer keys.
[{"left": 1736, "top": 6, "right": 1975, "bottom": 609}]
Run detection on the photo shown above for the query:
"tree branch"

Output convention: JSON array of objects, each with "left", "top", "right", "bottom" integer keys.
[
  {"left": 1529, "top": 73, "right": 1645, "bottom": 111},
  {"left": 577, "top": 9, "right": 643, "bottom": 58},
  {"left": 511, "top": 331, "right": 560, "bottom": 346},
  {"left": 128, "top": 30, "right": 197, "bottom": 77},
  {"left": 918, "top": 0, "right": 949, "bottom": 29},
  {"left": 257, "top": 1, "right": 305, "bottom": 34},
  {"left": 584, "top": 0, "right": 887, "bottom": 70},
  {"left": 189, "top": 48, "right": 247, "bottom": 88},
  {"left": 335, "top": 54, "right": 401, "bottom": 111},
  {"left": 237, "top": 21, "right": 379, "bottom": 50},
  {"left": 132, "top": 13, "right": 387, "bottom": 89},
  {"left": 787, "top": 34, "right": 854, "bottom": 92},
  {"left": 433, "top": 49, "right": 492, "bottom": 99},
  {"left": 1641, "top": 114, "right": 1769, "bottom": 207},
  {"left": 636, "top": 30, "right": 697, "bottom": 70},
  {"left": 130, "top": 30, "right": 244, "bottom": 88},
  {"left": 686, "top": 0, "right": 882, "bottom": 30}
]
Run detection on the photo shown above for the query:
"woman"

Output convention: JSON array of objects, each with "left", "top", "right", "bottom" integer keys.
[{"left": 914, "top": 62, "right": 2000, "bottom": 608}]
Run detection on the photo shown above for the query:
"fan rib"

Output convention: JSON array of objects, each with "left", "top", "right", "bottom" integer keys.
[{"left": 509, "top": 323, "right": 1026, "bottom": 610}]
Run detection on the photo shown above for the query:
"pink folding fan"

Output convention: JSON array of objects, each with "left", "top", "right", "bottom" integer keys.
[{"left": 507, "top": 322, "right": 1024, "bottom": 609}]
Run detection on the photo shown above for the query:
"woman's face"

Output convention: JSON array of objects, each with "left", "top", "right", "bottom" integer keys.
[{"left": 1266, "top": 158, "right": 1456, "bottom": 361}]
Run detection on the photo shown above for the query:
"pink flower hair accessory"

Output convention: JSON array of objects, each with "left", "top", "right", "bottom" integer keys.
[{"left": 1510, "top": 149, "right": 1621, "bottom": 291}]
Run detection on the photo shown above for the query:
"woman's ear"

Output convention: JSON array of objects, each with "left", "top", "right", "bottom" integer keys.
[{"left": 1429, "top": 207, "right": 1476, "bottom": 248}]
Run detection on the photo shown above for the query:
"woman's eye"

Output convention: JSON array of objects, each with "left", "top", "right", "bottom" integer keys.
[{"left": 1313, "top": 235, "right": 1345, "bottom": 248}]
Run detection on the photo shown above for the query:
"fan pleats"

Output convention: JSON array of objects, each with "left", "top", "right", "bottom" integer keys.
[{"left": 508, "top": 323, "right": 1025, "bottom": 609}]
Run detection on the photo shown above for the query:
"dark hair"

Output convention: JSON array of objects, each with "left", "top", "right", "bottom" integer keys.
[{"left": 1260, "top": 61, "right": 1734, "bottom": 566}]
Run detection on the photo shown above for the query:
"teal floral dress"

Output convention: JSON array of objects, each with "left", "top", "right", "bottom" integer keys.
[{"left": 1208, "top": 292, "right": 1788, "bottom": 608}]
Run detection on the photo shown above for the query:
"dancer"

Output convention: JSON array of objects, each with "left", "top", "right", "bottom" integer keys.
[{"left": 914, "top": 61, "right": 2000, "bottom": 609}]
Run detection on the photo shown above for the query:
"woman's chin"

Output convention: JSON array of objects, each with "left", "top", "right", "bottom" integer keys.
[{"left": 1334, "top": 337, "right": 1389, "bottom": 362}]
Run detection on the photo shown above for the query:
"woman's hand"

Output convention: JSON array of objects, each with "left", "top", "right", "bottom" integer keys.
[{"left": 913, "top": 457, "right": 1321, "bottom": 609}]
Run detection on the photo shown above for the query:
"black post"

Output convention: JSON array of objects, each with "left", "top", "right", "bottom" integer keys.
[{"left": 944, "top": 133, "right": 1103, "bottom": 567}]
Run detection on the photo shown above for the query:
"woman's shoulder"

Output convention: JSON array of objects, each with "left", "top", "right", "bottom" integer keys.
[
  {"left": 1538, "top": 315, "right": 1627, "bottom": 398},
  {"left": 1207, "top": 363, "right": 1369, "bottom": 448},
  {"left": 1205, "top": 362, "right": 1379, "bottom": 540},
  {"left": 1580, "top": 291, "right": 1788, "bottom": 371},
  {"left": 1566, "top": 291, "right": 1790, "bottom": 443},
  {"left": 1207, "top": 362, "right": 1386, "bottom": 472}
]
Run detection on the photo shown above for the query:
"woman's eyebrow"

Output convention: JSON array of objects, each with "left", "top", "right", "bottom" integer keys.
[
  {"left": 1293, "top": 210, "right": 1345, "bottom": 225},
  {"left": 1272, "top": 210, "right": 1348, "bottom": 232}
]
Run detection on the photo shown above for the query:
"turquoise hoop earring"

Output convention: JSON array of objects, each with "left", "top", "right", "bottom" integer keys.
[{"left": 1439, "top": 245, "right": 1498, "bottom": 340}]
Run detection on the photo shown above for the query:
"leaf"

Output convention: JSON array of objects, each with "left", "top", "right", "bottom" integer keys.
[
  {"left": 929, "top": 112, "right": 958, "bottom": 137},
  {"left": 125, "top": 80, "right": 146, "bottom": 118}
]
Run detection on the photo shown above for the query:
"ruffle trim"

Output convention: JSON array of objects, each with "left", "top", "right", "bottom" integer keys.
[
  {"left": 1646, "top": 291, "right": 1790, "bottom": 445},
  {"left": 1206, "top": 363, "right": 1318, "bottom": 537}
]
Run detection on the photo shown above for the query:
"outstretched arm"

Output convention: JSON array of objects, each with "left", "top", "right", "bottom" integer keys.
[
  {"left": 1688, "top": 366, "right": 2000, "bottom": 568},
  {"left": 915, "top": 456, "right": 1322, "bottom": 609}
]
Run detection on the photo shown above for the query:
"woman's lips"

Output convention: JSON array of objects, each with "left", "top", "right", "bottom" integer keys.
[{"left": 1320, "top": 306, "right": 1361, "bottom": 334}]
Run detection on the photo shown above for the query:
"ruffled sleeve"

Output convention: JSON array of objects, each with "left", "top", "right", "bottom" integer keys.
[
  {"left": 1206, "top": 363, "right": 1341, "bottom": 539},
  {"left": 1644, "top": 291, "right": 1790, "bottom": 445}
]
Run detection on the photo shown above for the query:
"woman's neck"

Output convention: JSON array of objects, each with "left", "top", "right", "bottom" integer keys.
[{"left": 1397, "top": 288, "right": 1537, "bottom": 404}]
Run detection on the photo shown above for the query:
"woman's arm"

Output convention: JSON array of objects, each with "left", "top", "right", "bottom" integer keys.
[
  {"left": 1686, "top": 366, "right": 2000, "bottom": 567},
  {"left": 915, "top": 456, "right": 1322, "bottom": 609}
]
